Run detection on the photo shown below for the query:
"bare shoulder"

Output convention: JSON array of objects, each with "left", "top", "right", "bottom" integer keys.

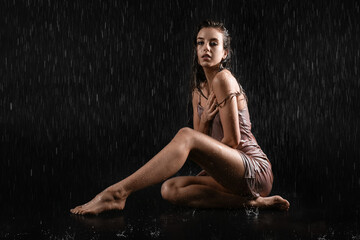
[
  {"left": 191, "top": 87, "right": 200, "bottom": 97},
  {"left": 191, "top": 88, "right": 200, "bottom": 105},
  {"left": 212, "top": 70, "right": 237, "bottom": 91},
  {"left": 192, "top": 84, "right": 206, "bottom": 103}
]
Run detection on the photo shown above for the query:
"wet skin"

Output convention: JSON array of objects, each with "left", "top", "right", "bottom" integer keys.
[{"left": 71, "top": 27, "right": 290, "bottom": 215}]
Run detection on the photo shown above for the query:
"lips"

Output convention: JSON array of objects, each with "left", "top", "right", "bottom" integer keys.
[{"left": 202, "top": 54, "right": 211, "bottom": 59}]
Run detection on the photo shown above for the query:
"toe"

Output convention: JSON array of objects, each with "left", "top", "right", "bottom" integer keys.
[{"left": 73, "top": 207, "right": 80, "bottom": 213}]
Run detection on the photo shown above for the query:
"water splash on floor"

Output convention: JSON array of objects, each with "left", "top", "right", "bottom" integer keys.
[{"left": 244, "top": 205, "right": 259, "bottom": 217}]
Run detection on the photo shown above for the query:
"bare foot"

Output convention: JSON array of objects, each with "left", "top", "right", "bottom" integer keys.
[
  {"left": 70, "top": 190, "right": 127, "bottom": 215},
  {"left": 249, "top": 195, "right": 290, "bottom": 211}
]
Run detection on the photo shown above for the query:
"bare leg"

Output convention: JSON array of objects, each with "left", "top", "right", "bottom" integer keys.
[
  {"left": 161, "top": 176, "right": 290, "bottom": 210},
  {"left": 71, "top": 128, "right": 289, "bottom": 214}
]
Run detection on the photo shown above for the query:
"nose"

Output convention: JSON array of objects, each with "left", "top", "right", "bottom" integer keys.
[{"left": 203, "top": 43, "right": 210, "bottom": 52}]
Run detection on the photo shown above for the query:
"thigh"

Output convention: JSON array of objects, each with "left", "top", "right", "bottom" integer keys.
[{"left": 181, "top": 128, "right": 247, "bottom": 193}]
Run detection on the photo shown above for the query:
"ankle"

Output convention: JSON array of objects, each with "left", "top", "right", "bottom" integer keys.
[
  {"left": 247, "top": 197, "right": 264, "bottom": 207},
  {"left": 105, "top": 185, "right": 130, "bottom": 198}
]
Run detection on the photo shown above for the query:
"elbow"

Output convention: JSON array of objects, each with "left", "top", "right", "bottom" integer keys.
[
  {"left": 230, "top": 132, "right": 241, "bottom": 148},
  {"left": 230, "top": 137, "right": 241, "bottom": 148},
  {"left": 222, "top": 135, "right": 240, "bottom": 148}
]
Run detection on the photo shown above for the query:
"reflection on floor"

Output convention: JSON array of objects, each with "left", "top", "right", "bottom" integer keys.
[{"left": 1, "top": 187, "right": 359, "bottom": 240}]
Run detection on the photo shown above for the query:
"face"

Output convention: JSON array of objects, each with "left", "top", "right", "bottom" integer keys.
[{"left": 196, "top": 27, "right": 228, "bottom": 69}]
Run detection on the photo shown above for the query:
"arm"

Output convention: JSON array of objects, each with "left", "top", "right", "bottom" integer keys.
[{"left": 212, "top": 72, "right": 241, "bottom": 148}]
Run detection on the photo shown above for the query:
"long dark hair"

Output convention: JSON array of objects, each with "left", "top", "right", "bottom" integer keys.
[
  {"left": 190, "top": 20, "right": 233, "bottom": 93},
  {"left": 187, "top": 20, "right": 247, "bottom": 126}
]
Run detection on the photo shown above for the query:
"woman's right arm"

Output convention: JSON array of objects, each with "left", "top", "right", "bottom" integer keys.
[{"left": 192, "top": 90, "right": 218, "bottom": 135}]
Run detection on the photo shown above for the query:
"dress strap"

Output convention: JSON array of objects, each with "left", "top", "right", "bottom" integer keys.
[
  {"left": 197, "top": 87, "right": 208, "bottom": 100},
  {"left": 216, "top": 92, "right": 241, "bottom": 108}
]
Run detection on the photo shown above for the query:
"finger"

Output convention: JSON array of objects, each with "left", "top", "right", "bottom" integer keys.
[
  {"left": 209, "top": 91, "right": 215, "bottom": 101},
  {"left": 208, "top": 91, "right": 213, "bottom": 98},
  {"left": 208, "top": 94, "right": 216, "bottom": 106},
  {"left": 209, "top": 106, "right": 219, "bottom": 116},
  {"left": 209, "top": 100, "right": 217, "bottom": 111},
  {"left": 211, "top": 91, "right": 217, "bottom": 99},
  {"left": 208, "top": 110, "right": 219, "bottom": 119},
  {"left": 211, "top": 97, "right": 218, "bottom": 109},
  {"left": 206, "top": 94, "right": 212, "bottom": 106}
]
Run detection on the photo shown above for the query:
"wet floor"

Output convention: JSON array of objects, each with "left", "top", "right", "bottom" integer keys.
[
  {"left": 2, "top": 0, "right": 360, "bottom": 239},
  {"left": 1, "top": 187, "right": 359, "bottom": 240}
]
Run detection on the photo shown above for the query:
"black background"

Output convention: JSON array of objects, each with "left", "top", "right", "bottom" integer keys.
[{"left": 1, "top": 0, "right": 359, "bottom": 218}]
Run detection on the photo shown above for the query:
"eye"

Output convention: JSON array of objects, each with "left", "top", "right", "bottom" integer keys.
[
  {"left": 210, "top": 41, "right": 218, "bottom": 46},
  {"left": 197, "top": 41, "right": 204, "bottom": 45}
]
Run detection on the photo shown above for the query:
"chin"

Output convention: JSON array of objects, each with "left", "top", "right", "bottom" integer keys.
[
  {"left": 199, "top": 61, "right": 213, "bottom": 68},
  {"left": 201, "top": 63, "right": 219, "bottom": 70}
]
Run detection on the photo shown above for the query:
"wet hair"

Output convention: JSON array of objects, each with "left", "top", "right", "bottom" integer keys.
[
  {"left": 186, "top": 20, "right": 247, "bottom": 127},
  {"left": 189, "top": 20, "right": 246, "bottom": 102},
  {"left": 190, "top": 20, "right": 232, "bottom": 93}
]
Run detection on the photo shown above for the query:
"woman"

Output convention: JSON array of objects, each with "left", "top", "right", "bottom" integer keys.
[{"left": 71, "top": 20, "right": 290, "bottom": 215}]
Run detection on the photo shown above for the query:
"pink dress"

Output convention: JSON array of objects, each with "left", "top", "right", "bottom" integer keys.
[{"left": 197, "top": 94, "right": 273, "bottom": 198}]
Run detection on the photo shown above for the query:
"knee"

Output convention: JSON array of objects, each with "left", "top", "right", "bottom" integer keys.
[
  {"left": 161, "top": 179, "right": 181, "bottom": 204},
  {"left": 174, "top": 127, "right": 194, "bottom": 143}
]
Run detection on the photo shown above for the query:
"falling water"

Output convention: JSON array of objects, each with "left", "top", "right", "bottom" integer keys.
[{"left": 1, "top": 0, "right": 359, "bottom": 239}]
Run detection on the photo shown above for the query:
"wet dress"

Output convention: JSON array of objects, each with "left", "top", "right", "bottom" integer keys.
[{"left": 197, "top": 91, "right": 273, "bottom": 198}]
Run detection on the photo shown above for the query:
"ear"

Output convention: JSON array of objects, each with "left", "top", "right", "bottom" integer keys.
[{"left": 222, "top": 49, "right": 229, "bottom": 60}]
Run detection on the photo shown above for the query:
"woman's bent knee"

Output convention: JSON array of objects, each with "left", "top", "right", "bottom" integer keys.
[
  {"left": 161, "top": 180, "right": 180, "bottom": 203},
  {"left": 176, "top": 127, "right": 193, "bottom": 138},
  {"left": 173, "top": 127, "right": 194, "bottom": 146}
]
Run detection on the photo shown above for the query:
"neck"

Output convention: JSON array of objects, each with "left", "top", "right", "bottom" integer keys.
[{"left": 203, "top": 65, "right": 220, "bottom": 92}]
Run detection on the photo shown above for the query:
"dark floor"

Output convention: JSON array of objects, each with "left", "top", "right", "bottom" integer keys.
[{"left": 1, "top": 186, "right": 359, "bottom": 240}]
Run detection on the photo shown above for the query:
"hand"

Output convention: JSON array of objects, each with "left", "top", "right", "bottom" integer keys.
[{"left": 200, "top": 91, "right": 219, "bottom": 123}]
